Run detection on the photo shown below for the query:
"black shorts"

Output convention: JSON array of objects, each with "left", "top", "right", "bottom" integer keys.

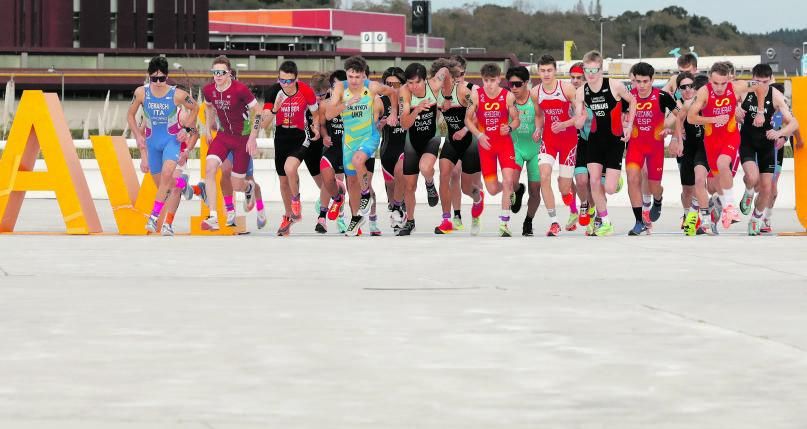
[
  {"left": 439, "top": 135, "right": 481, "bottom": 174},
  {"left": 677, "top": 140, "right": 709, "bottom": 186},
  {"left": 380, "top": 138, "right": 406, "bottom": 180},
  {"left": 587, "top": 133, "right": 625, "bottom": 171},
  {"left": 575, "top": 135, "right": 588, "bottom": 169},
  {"left": 320, "top": 141, "right": 374, "bottom": 175},
  {"left": 403, "top": 135, "right": 441, "bottom": 176},
  {"left": 275, "top": 127, "right": 309, "bottom": 177},
  {"left": 740, "top": 132, "right": 776, "bottom": 174}
]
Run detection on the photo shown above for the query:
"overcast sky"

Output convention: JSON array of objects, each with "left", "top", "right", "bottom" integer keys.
[{"left": 427, "top": 0, "right": 804, "bottom": 34}]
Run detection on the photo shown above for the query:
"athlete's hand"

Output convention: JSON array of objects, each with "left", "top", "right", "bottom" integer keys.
[
  {"left": 441, "top": 99, "right": 453, "bottom": 112},
  {"left": 660, "top": 128, "right": 673, "bottom": 138},
  {"left": 386, "top": 112, "right": 398, "bottom": 127},
  {"left": 247, "top": 137, "right": 258, "bottom": 157},
  {"left": 735, "top": 107, "right": 746, "bottom": 123},
  {"left": 346, "top": 95, "right": 361, "bottom": 107},
  {"left": 714, "top": 114, "right": 730, "bottom": 127},
  {"left": 550, "top": 121, "right": 567, "bottom": 134},
  {"left": 178, "top": 150, "right": 189, "bottom": 166},
  {"left": 621, "top": 125, "right": 632, "bottom": 143},
  {"left": 766, "top": 129, "right": 782, "bottom": 142},
  {"left": 477, "top": 133, "right": 491, "bottom": 150},
  {"left": 275, "top": 91, "right": 287, "bottom": 108},
  {"left": 139, "top": 157, "right": 149, "bottom": 174},
  {"left": 774, "top": 136, "right": 787, "bottom": 150},
  {"left": 453, "top": 127, "right": 469, "bottom": 141},
  {"left": 753, "top": 113, "right": 765, "bottom": 128},
  {"left": 668, "top": 138, "right": 683, "bottom": 157},
  {"left": 177, "top": 129, "right": 189, "bottom": 143},
  {"left": 376, "top": 117, "right": 387, "bottom": 130},
  {"left": 311, "top": 126, "right": 321, "bottom": 141},
  {"left": 415, "top": 99, "right": 435, "bottom": 112},
  {"left": 532, "top": 128, "right": 541, "bottom": 143},
  {"left": 323, "top": 134, "right": 333, "bottom": 148},
  {"left": 203, "top": 124, "right": 213, "bottom": 141}
]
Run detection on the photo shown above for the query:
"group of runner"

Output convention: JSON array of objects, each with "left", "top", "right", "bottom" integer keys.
[{"left": 128, "top": 51, "right": 801, "bottom": 237}]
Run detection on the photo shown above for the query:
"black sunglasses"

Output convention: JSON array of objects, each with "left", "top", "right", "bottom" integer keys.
[
  {"left": 679, "top": 83, "right": 695, "bottom": 90},
  {"left": 509, "top": 80, "right": 525, "bottom": 88},
  {"left": 385, "top": 81, "right": 402, "bottom": 88},
  {"left": 150, "top": 75, "right": 167, "bottom": 83}
]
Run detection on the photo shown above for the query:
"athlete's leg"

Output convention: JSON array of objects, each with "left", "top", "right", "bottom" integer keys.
[{"left": 438, "top": 158, "right": 455, "bottom": 218}]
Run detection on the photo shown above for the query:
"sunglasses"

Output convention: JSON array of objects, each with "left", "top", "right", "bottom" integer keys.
[
  {"left": 149, "top": 75, "right": 167, "bottom": 83},
  {"left": 315, "top": 92, "right": 329, "bottom": 98},
  {"left": 210, "top": 69, "right": 228, "bottom": 77},
  {"left": 679, "top": 83, "right": 695, "bottom": 90},
  {"left": 278, "top": 78, "right": 296, "bottom": 85},
  {"left": 459, "top": 72, "right": 466, "bottom": 77},
  {"left": 509, "top": 80, "right": 525, "bottom": 88},
  {"left": 385, "top": 81, "right": 402, "bottom": 88},
  {"left": 584, "top": 67, "right": 601, "bottom": 74}
]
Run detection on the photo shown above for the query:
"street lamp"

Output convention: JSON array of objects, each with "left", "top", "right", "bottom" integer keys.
[
  {"left": 621, "top": 43, "right": 626, "bottom": 59},
  {"left": 48, "top": 66, "right": 64, "bottom": 101},
  {"left": 589, "top": 16, "right": 615, "bottom": 55}
]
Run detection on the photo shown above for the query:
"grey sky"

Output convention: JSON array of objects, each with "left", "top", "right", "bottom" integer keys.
[{"left": 428, "top": 0, "right": 804, "bottom": 34}]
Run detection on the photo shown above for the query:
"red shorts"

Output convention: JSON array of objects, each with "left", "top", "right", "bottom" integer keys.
[
  {"left": 479, "top": 137, "right": 520, "bottom": 182},
  {"left": 207, "top": 133, "right": 250, "bottom": 176},
  {"left": 539, "top": 134, "right": 577, "bottom": 168},
  {"left": 625, "top": 140, "right": 664, "bottom": 181},
  {"left": 704, "top": 132, "right": 739, "bottom": 177}
]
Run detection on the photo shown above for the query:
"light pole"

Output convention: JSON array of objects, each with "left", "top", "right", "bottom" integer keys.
[
  {"left": 638, "top": 25, "right": 643, "bottom": 60},
  {"left": 47, "top": 66, "right": 64, "bottom": 101},
  {"left": 589, "top": 16, "right": 615, "bottom": 55},
  {"left": 621, "top": 43, "right": 626, "bottom": 59}
]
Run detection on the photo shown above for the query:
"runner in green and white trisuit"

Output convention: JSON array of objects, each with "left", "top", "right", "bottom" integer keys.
[{"left": 506, "top": 66, "right": 542, "bottom": 236}]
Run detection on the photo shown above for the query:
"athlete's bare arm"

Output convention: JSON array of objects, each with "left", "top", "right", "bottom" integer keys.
[
  {"left": 573, "top": 85, "right": 587, "bottom": 129},
  {"left": 399, "top": 85, "right": 425, "bottom": 130},
  {"left": 556, "top": 81, "right": 578, "bottom": 131},
  {"left": 500, "top": 91, "right": 521, "bottom": 135},
  {"left": 126, "top": 87, "right": 146, "bottom": 150},
  {"left": 324, "top": 82, "right": 347, "bottom": 121},
  {"left": 767, "top": 88, "right": 799, "bottom": 140},
  {"left": 465, "top": 90, "right": 490, "bottom": 150},
  {"left": 203, "top": 100, "right": 218, "bottom": 139},
  {"left": 734, "top": 80, "right": 767, "bottom": 126},
  {"left": 369, "top": 81, "right": 398, "bottom": 126},
  {"left": 532, "top": 91, "right": 544, "bottom": 142},
  {"left": 687, "top": 87, "right": 715, "bottom": 126}
]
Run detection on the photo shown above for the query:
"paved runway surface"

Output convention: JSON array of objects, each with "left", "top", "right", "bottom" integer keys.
[{"left": 2, "top": 199, "right": 807, "bottom": 428}]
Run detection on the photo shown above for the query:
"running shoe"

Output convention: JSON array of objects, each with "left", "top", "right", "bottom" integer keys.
[
  {"left": 337, "top": 216, "right": 347, "bottom": 234},
  {"left": 328, "top": 197, "right": 344, "bottom": 221},
  {"left": 683, "top": 211, "right": 699, "bottom": 237},
  {"left": 201, "top": 215, "right": 219, "bottom": 231},
  {"left": 579, "top": 204, "right": 591, "bottom": 226},
  {"left": 722, "top": 204, "right": 740, "bottom": 229},
  {"left": 565, "top": 213, "right": 578, "bottom": 231},
  {"left": 512, "top": 183, "right": 526, "bottom": 213},
  {"left": 748, "top": 217, "right": 761, "bottom": 236},
  {"left": 244, "top": 180, "right": 256, "bottom": 212},
  {"left": 390, "top": 206, "right": 405, "bottom": 231},
  {"left": 739, "top": 191, "right": 754, "bottom": 215},
  {"left": 499, "top": 223, "right": 512, "bottom": 237},
  {"left": 434, "top": 218, "right": 454, "bottom": 234},
  {"left": 546, "top": 222, "right": 561, "bottom": 237},
  {"left": 397, "top": 219, "right": 415, "bottom": 236},
  {"left": 426, "top": 181, "right": 439, "bottom": 207},
  {"left": 452, "top": 215, "right": 464, "bottom": 231},
  {"left": 470, "top": 217, "right": 481, "bottom": 236},
  {"left": 146, "top": 215, "right": 159, "bottom": 233},
  {"left": 226, "top": 210, "right": 237, "bottom": 227},
  {"left": 345, "top": 215, "right": 365, "bottom": 236},
  {"left": 161, "top": 222, "right": 174, "bottom": 236},
  {"left": 196, "top": 181, "right": 207, "bottom": 203},
  {"left": 760, "top": 217, "right": 772, "bottom": 234},
  {"left": 315, "top": 217, "right": 327, "bottom": 234},
  {"left": 586, "top": 216, "right": 601, "bottom": 237},
  {"left": 628, "top": 221, "right": 648, "bottom": 236},
  {"left": 369, "top": 221, "right": 382, "bottom": 236},
  {"left": 291, "top": 199, "right": 302, "bottom": 221},
  {"left": 650, "top": 198, "right": 662, "bottom": 222},
  {"left": 471, "top": 191, "right": 485, "bottom": 218},
  {"left": 358, "top": 192, "right": 373, "bottom": 217},
  {"left": 180, "top": 174, "right": 194, "bottom": 200},
  {"left": 522, "top": 220, "right": 534, "bottom": 236},
  {"left": 642, "top": 210, "right": 652, "bottom": 229},
  {"left": 257, "top": 210, "right": 267, "bottom": 230},
  {"left": 595, "top": 221, "right": 614, "bottom": 236},
  {"left": 277, "top": 216, "right": 293, "bottom": 236}
]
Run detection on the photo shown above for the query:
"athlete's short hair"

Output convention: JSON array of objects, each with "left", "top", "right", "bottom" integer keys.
[
  {"left": 630, "top": 62, "right": 655, "bottom": 79},
  {"left": 310, "top": 72, "right": 329, "bottom": 93},
  {"left": 710, "top": 62, "right": 731, "bottom": 77},
  {"left": 212, "top": 55, "right": 232, "bottom": 71},
  {"left": 694, "top": 73, "right": 709, "bottom": 89},
  {"left": 404, "top": 63, "right": 428, "bottom": 81},
  {"left": 279, "top": 60, "right": 298, "bottom": 77},
  {"left": 147, "top": 56, "right": 168, "bottom": 75},
  {"left": 329, "top": 69, "right": 347, "bottom": 85},
  {"left": 582, "top": 50, "right": 603, "bottom": 66},
  {"left": 382, "top": 66, "right": 405, "bottom": 85},
  {"left": 676, "top": 71, "right": 695, "bottom": 87},
  {"left": 430, "top": 58, "right": 461, "bottom": 79},
  {"left": 538, "top": 54, "right": 556, "bottom": 68},
  {"left": 480, "top": 63, "right": 501, "bottom": 78},
  {"left": 505, "top": 66, "right": 530, "bottom": 82},
  {"left": 344, "top": 56, "right": 367, "bottom": 74},
  {"left": 771, "top": 82, "right": 785, "bottom": 93},
  {"left": 752, "top": 63, "right": 773, "bottom": 79},
  {"left": 677, "top": 53, "right": 698, "bottom": 69},
  {"left": 449, "top": 55, "right": 467, "bottom": 69}
]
